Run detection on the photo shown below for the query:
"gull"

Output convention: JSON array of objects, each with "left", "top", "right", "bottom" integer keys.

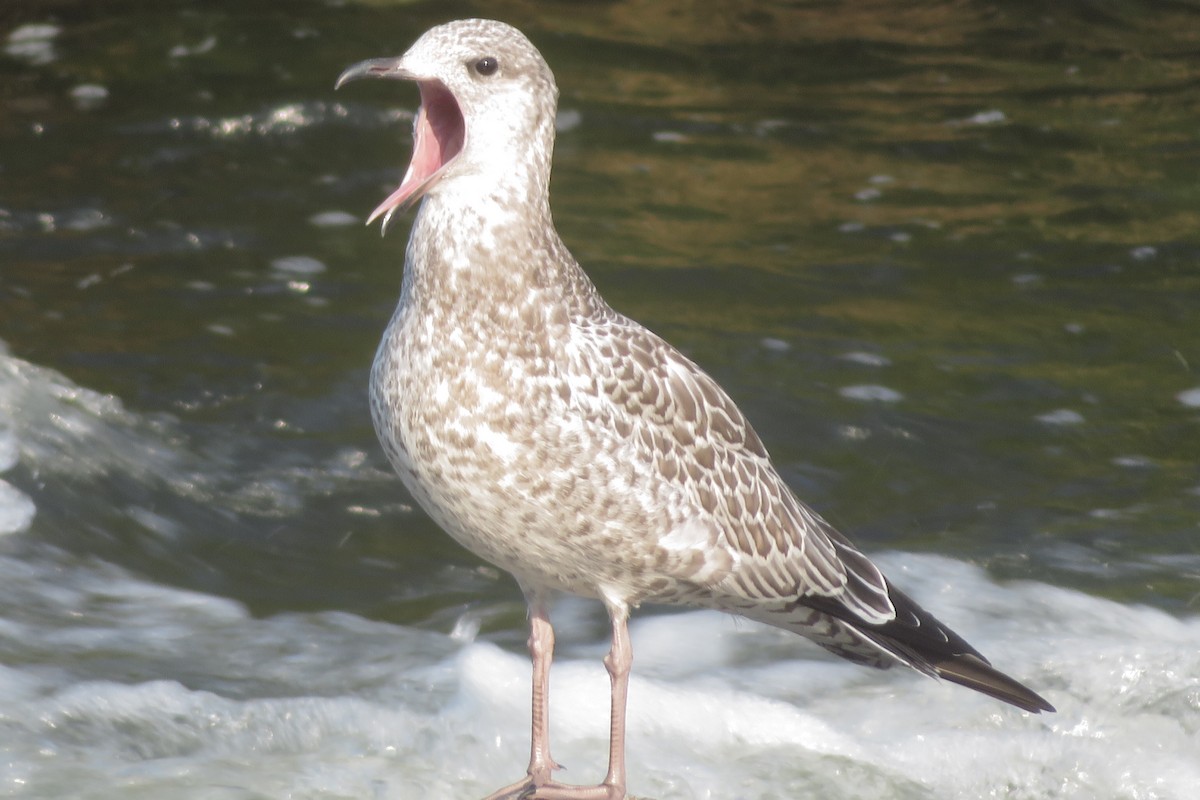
[{"left": 336, "top": 19, "right": 1053, "bottom": 800}]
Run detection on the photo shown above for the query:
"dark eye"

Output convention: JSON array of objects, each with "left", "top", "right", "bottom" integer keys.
[{"left": 473, "top": 56, "right": 499, "bottom": 77}]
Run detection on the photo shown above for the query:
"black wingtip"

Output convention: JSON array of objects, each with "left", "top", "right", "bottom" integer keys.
[
  {"left": 934, "top": 652, "right": 1055, "bottom": 713},
  {"left": 802, "top": 568, "right": 1055, "bottom": 714}
]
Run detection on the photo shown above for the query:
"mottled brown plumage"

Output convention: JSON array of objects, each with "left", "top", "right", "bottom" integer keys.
[{"left": 338, "top": 18, "right": 1052, "bottom": 800}]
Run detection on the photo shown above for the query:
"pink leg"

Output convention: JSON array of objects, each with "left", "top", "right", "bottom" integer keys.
[
  {"left": 482, "top": 599, "right": 631, "bottom": 800},
  {"left": 600, "top": 603, "right": 631, "bottom": 794},
  {"left": 527, "top": 600, "right": 559, "bottom": 784},
  {"left": 482, "top": 594, "right": 560, "bottom": 799}
]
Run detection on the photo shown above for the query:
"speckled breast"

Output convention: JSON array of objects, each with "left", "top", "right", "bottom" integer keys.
[{"left": 368, "top": 301, "right": 682, "bottom": 602}]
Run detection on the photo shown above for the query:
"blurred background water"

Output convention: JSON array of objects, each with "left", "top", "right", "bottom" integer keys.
[{"left": 1, "top": 1, "right": 1198, "bottom": 798}]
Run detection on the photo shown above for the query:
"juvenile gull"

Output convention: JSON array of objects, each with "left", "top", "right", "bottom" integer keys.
[{"left": 337, "top": 19, "right": 1053, "bottom": 800}]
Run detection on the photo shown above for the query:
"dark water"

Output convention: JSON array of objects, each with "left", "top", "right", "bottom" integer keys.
[{"left": 2, "top": 2, "right": 1199, "bottom": 798}]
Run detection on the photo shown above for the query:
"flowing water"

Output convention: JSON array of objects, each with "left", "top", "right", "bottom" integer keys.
[{"left": 2, "top": 1, "right": 1199, "bottom": 798}]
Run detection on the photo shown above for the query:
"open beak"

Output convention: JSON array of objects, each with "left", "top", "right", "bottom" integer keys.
[
  {"left": 336, "top": 56, "right": 466, "bottom": 235},
  {"left": 335, "top": 56, "right": 411, "bottom": 89}
]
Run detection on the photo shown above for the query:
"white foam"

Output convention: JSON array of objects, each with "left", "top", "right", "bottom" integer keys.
[
  {"left": 0, "top": 535, "right": 1196, "bottom": 799},
  {"left": 0, "top": 358, "right": 36, "bottom": 534},
  {"left": 0, "top": 347, "right": 310, "bottom": 519},
  {"left": 0, "top": 424, "right": 18, "bottom": 472}
]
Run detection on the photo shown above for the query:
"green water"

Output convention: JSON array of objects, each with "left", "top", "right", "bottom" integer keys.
[{"left": 3, "top": 0, "right": 1199, "bottom": 631}]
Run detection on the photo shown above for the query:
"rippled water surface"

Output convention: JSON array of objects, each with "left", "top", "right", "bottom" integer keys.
[{"left": 2, "top": 1, "right": 1199, "bottom": 798}]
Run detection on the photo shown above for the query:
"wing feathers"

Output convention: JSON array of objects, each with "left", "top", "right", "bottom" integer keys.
[{"left": 581, "top": 314, "right": 1052, "bottom": 714}]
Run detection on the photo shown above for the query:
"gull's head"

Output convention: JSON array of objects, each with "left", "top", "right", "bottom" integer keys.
[{"left": 336, "top": 19, "right": 559, "bottom": 233}]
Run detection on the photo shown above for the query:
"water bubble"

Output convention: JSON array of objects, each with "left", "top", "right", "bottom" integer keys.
[
  {"left": 1175, "top": 387, "right": 1200, "bottom": 408},
  {"left": 759, "top": 338, "right": 790, "bottom": 353},
  {"left": 168, "top": 35, "right": 217, "bottom": 59},
  {"left": 70, "top": 84, "right": 109, "bottom": 110},
  {"left": 956, "top": 109, "right": 1007, "bottom": 126},
  {"left": 0, "top": 428, "right": 17, "bottom": 472},
  {"left": 652, "top": 131, "right": 688, "bottom": 144},
  {"left": 308, "top": 211, "right": 358, "bottom": 228},
  {"left": 837, "top": 424, "right": 871, "bottom": 440},
  {"left": 839, "top": 384, "right": 903, "bottom": 403},
  {"left": 1112, "top": 456, "right": 1156, "bottom": 469},
  {"left": 4, "top": 23, "right": 60, "bottom": 66},
  {"left": 270, "top": 256, "right": 326, "bottom": 276},
  {"left": 839, "top": 352, "right": 891, "bottom": 367},
  {"left": 0, "top": 479, "right": 36, "bottom": 534},
  {"left": 1036, "top": 408, "right": 1085, "bottom": 425},
  {"left": 556, "top": 108, "right": 582, "bottom": 134}
]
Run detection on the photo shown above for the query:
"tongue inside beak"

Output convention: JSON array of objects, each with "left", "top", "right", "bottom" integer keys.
[{"left": 368, "top": 80, "right": 464, "bottom": 231}]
